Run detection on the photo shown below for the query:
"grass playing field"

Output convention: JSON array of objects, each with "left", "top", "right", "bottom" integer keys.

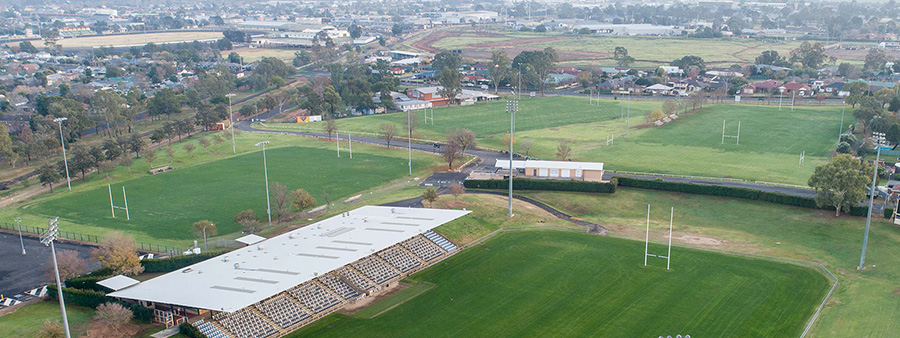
[
  {"left": 286, "top": 230, "right": 829, "bottom": 337},
  {"left": 18, "top": 141, "right": 436, "bottom": 244},
  {"left": 263, "top": 96, "right": 849, "bottom": 184}
]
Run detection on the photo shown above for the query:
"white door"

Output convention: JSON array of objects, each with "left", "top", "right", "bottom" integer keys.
[
  {"left": 561, "top": 169, "right": 571, "bottom": 178},
  {"left": 539, "top": 168, "right": 549, "bottom": 176},
  {"left": 550, "top": 169, "right": 559, "bottom": 177},
  {"left": 575, "top": 169, "right": 583, "bottom": 177}
]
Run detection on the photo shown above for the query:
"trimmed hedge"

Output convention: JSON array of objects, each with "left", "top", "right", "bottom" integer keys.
[
  {"left": 618, "top": 177, "right": 869, "bottom": 216},
  {"left": 47, "top": 285, "right": 153, "bottom": 323},
  {"left": 885, "top": 207, "right": 894, "bottom": 219},
  {"left": 464, "top": 178, "right": 616, "bottom": 193},
  {"left": 142, "top": 251, "right": 224, "bottom": 273},
  {"left": 65, "top": 267, "right": 115, "bottom": 292},
  {"left": 180, "top": 322, "right": 208, "bottom": 338}
]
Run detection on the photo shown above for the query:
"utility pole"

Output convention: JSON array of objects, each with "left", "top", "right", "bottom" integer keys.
[
  {"left": 53, "top": 117, "right": 71, "bottom": 191},
  {"left": 255, "top": 141, "right": 272, "bottom": 227},
  {"left": 42, "top": 217, "right": 71, "bottom": 338}
]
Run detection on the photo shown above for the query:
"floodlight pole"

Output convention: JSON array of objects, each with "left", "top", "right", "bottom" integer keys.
[
  {"left": 507, "top": 95, "right": 517, "bottom": 218},
  {"left": 54, "top": 117, "right": 71, "bottom": 191},
  {"left": 407, "top": 111, "right": 412, "bottom": 176},
  {"left": 256, "top": 141, "right": 272, "bottom": 227},
  {"left": 43, "top": 217, "right": 71, "bottom": 338},
  {"left": 14, "top": 216, "right": 25, "bottom": 255},
  {"left": 227, "top": 93, "right": 237, "bottom": 154},
  {"left": 838, "top": 104, "right": 845, "bottom": 143},
  {"left": 644, "top": 204, "right": 650, "bottom": 266},
  {"left": 667, "top": 207, "right": 673, "bottom": 270},
  {"left": 859, "top": 138, "right": 882, "bottom": 270}
]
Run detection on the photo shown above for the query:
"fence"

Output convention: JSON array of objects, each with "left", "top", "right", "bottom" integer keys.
[
  {"left": 0, "top": 222, "right": 234, "bottom": 255},
  {"left": 609, "top": 170, "right": 813, "bottom": 190}
]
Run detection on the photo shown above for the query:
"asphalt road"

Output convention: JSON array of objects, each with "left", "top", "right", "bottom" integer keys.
[{"left": 0, "top": 232, "right": 99, "bottom": 298}]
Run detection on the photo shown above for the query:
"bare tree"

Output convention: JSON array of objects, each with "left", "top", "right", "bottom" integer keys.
[
  {"left": 183, "top": 143, "right": 196, "bottom": 158},
  {"left": 380, "top": 123, "right": 398, "bottom": 148},
  {"left": 164, "top": 146, "right": 175, "bottom": 164},
  {"left": 324, "top": 117, "right": 337, "bottom": 140},
  {"left": 95, "top": 302, "right": 133, "bottom": 332},
  {"left": 271, "top": 182, "right": 291, "bottom": 219},
  {"left": 519, "top": 139, "right": 533, "bottom": 157},
  {"left": 422, "top": 188, "right": 439, "bottom": 207},
  {"left": 449, "top": 183, "right": 465, "bottom": 200},
  {"left": 51, "top": 250, "right": 87, "bottom": 280},
  {"left": 556, "top": 140, "right": 572, "bottom": 160},
  {"left": 98, "top": 160, "right": 115, "bottom": 178},
  {"left": 92, "top": 232, "right": 144, "bottom": 276},
  {"left": 37, "top": 320, "right": 64, "bottom": 338},
  {"left": 442, "top": 140, "right": 462, "bottom": 170},
  {"left": 662, "top": 100, "right": 677, "bottom": 116},
  {"left": 142, "top": 149, "right": 157, "bottom": 169},
  {"left": 450, "top": 128, "right": 477, "bottom": 153},
  {"left": 198, "top": 137, "right": 211, "bottom": 153}
]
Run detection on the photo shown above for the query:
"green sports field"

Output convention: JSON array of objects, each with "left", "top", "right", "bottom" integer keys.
[
  {"left": 23, "top": 145, "right": 432, "bottom": 243},
  {"left": 288, "top": 231, "right": 830, "bottom": 337},
  {"left": 263, "top": 96, "right": 849, "bottom": 184}
]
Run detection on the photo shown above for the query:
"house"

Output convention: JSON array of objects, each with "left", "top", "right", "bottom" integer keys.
[
  {"left": 752, "top": 80, "right": 781, "bottom": 93},
  {"left": 495, "top": 159, "right": 606, "bottom": 182},
  {"left": 740, "top": 84, "right": 756, "bottom": 95},
  {"left": 375, "top": 91, "right": 433, "bottom": 111},
  {"left": 645, "top": 83, "right": 674, "bottom": 95},
  {"left": 658, "top": 66, "right": 683, "bottom": 76},
  {"left": 822, "top": 82, "right": 846, "bottom": 94},
  {"left": 670, "top": 79, "right": 706, "bottom": 93},
  {"left": 407, "top": 86, "right": 451, "bottom": 106},
  {"left": 780, "top": 81, "right": 813, "bottom": 97}
]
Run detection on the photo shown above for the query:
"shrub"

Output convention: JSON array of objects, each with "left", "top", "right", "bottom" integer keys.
[
  {"left": 884, "top": 207, "right": 894, "bottom": 219},
  {"left": 46, "top": 285, "right": 152, "bottom": 323},
  {"left": 463, "top": 178, "right": 616, "bottom": 193},
  {"left": 180, "top": 322, "right": 208, "bottom": 338}
]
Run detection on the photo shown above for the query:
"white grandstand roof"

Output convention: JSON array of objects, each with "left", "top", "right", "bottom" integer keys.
[
  {"left": 109, "top": 206, "right": 470, "bottom": 312},
  {"left": 495, "top": 159, "right": 604, "bottom": 171},
  {"left": 98, "top": 275, "right": 140, "bottom": 291}
]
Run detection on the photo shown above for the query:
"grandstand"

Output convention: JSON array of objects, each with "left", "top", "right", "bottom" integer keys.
[{"left": 106, "top": 206, "right": 469, "bottom": 338}]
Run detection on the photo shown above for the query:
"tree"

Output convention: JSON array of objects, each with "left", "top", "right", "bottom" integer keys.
[
  {"left": 519, "top": 139, "right": 533, "bottom": 157},
  {"left": 324, "top": 117, "right": 338, "bottom": 140},
  {"left": 671, "top": 55, "right": 705, "bottom": 71},
  {"left": 348, "top": 24, "right": 363, "bottom": 39},
  {"left": 874, "top": 88, "right": 896, "bottom": 108},
  {"left": 864, "top": 48, "right": 891, "bottom": 72},
  {"left": 556, "top": 140, "right": 572, "bottom": 160},
  {"left": 755, "top": 50, "right": 788, "bottom": 66},
  {"left": 197, "top": 137, "right": 211, "bottom": 153},
  {"left": 95, "top": 302, "right": 133, "bottom": 332},
  {"left": 271, "top": 183, "right": 291, "bottom": 219},
  {"left": 422, "top": 188, "right": 439, "bottom": 207},
  {"left": 92, "top": 232, "right": 144, "bottom": 275},
  {"left": 234, "top": 209, "right": 261, "bottom": 233},
  {"left": 450, "top": 128, "right": 477, "bottom": 154},
  {"left": 142, "top": 149, "right": 157, "bottom": 169},
  {"left": 790, "top": 42, "right": 828, "bottom": 69},
  {"left": 183, "top": 143, "right": 196, "bottom": 158},
  {"left": 391, "top": 24, "right": 403, "bottom": 36},
  {"left": 513, "top": 48, "right": 559, "bottom": 95},
  {"left": 128, "top": 135, "right": 144, "bottom": 158},
  {"left": 488, "top": 49, "right": 511, "bottom": 94},
  {"left": 442, "top": 140, "right": 462, "bottom": 170},
  {"left": 808, "top": 154, "right": 873, "bottom": 216},
  {"left": 0, "top": 124, "right": 12, "bottom": 165},
  {"left": 193, "top": 220, "right": 217, "bottom": 250},
  {"left": 437, "top": 65, "right": 462, "bottom": 101},
  {"left": 38, "top": 164, "right": 60, "bottom": 192},
  {"left": 98, "top": 160, "right": 115, "bottom": 178},
  {"left": 53, "top": 250, "right": 87, "bottom": 280},
  {"left": 835, "top": 142, "right": 852, "bottom": 154},
  {"left": 37, "top": 320, "right": 64, "bottom": 338},
  {"left": 662, "top": 100, "right": 677, "bottom": 116},
  {"left": 19, "top": 41, "right": 39, "bottom": 53},
  {"left": 164, "top": 146, "right": 175, "bottom": 164},
  {"left": 119, "top": 156, "right": 133, "bottom": 175},
  {"left": 291, "top": 189, "right": 317, "bottom": 211},
  {"left": 646, "top": 109, "right": 666, "bottom": 122},
  {"left": 322, "top": 85, "right": 342, "bottom": 117},
  {"left": 146, "top": 88, "right": 181, "bottom": 120},
  {"left": 613, "top": 46, "right": 635, "bottom": 67},
  {"left": 380, "top": 124, "right": 398, "bottom": 148},
  {"left": 449, "top": 183, "right": 465, "bottom": 200}
]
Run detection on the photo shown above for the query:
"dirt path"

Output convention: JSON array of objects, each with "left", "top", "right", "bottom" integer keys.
[{"left": 0, "top": 183, "right": 50, "bottom": 209}]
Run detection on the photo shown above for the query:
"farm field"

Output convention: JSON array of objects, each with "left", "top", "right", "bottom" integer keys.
[
  {"left": 222, "top": 47, "right": 299, "bottom": 63},
  {"left": 8, "top": 31, "right": 225, "bottom": 49},
  {"left": 287, "top": 230, "right": 829, "bottom": 337},
  {"left": 13, "top": 136, "right": 441, "bottom": 246},
  {"left": 513, "top": 189, "right": 900, "bottom": 337},
  {"left": 268, "top": 96, "right": 848, "bottom": 184}
]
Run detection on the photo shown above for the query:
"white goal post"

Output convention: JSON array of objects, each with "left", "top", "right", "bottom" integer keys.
[{"left": 644, "top": 204, "right": 673, "bottom": 270}]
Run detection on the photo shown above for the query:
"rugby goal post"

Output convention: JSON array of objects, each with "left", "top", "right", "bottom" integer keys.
[
  {"left": 644, "top": 204, "right": 673, "bottom": 270},
  {"left": 108, "top": 184, "right": 130, "bottom": 220}
]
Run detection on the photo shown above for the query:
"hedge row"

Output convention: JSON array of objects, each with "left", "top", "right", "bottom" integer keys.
[
  {"left": 464, "top": 178, "right": 617, "bottom": 193},
  {"left": 180, "top": 322, "right": 208, "bottom": 338},
  {"left": 47, "top": 285, "right": 153, "bottom": 323},
  {"left": 65, "top": 267, "right": 115, "bottom": 292},
  {"left": 618, "top": 177, "right": 872, "bottom": 216},
  {"left": 141, "top": 251, "right": 224, "bottom": 273}
]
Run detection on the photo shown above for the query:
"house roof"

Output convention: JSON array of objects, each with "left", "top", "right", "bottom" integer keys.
[
  {"left": 753, "top": 80, "right": 781, "bottom": 89},
  {"left": 781, "top": 81, "right": 811, "bottom": 90}
]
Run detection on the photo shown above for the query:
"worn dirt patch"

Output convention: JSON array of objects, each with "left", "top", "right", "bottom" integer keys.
[
  {"left": 675, "top": 234, "right": 723, "bottom": 246},
  {"left": 892, "top": 287, "right": 900, "bottom": 295},
  {"left": 338, "top": 282, "right": 410, "bottom": 315}
]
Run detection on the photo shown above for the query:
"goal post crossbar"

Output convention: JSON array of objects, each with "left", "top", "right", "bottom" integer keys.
[{"left": 643, "top": 204, "right": 673, "bottom": 270}]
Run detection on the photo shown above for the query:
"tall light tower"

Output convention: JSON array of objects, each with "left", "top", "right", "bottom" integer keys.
[
  {"left": 14, "top": 216, "right": 25, "bottom": 255},
  {"left": 255, "top": 141, "right": 272, "bottom": 227},
  {"left": 407, "top": 110, "right": 412, "bottom": 176},
  {"left": 506, "top": 95, "right": 518, "bottom": 217},
  {"left": 42, "top": 217, "right": 71, "bottom": 338},
  {"left": 53, "top": 117, "right": 71, "bottom": 191},
  {"left": 860, "top": 132, "right": 885, "bottom": 270},
  {"left": 226, "top": 93, "right": 237, "bottom": 154}
]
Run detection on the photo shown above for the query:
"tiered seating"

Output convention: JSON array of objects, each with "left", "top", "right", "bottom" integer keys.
[
  {"left": 193, "top": 319, "right": 230, "bottom": 338},
  {"left": 318, "top": 273, "right": 360, "bottom": 300},
  {"left": 377, "top": 245, "right": 421, "bottom": 272},
  {"left": 253, "top": 293, "right": 311, "bottom": 329},
  {"left": 334, "top": 267, "right": 375, "bottom": 291},
  {"left": 351, "top": 256, "right": 398, "bottom": 284},
  {"left": 424, "top": 230, "right": 457, "bottom": 252},
  {"left": 215, "top": 308, "right": 277, "bottom": 338},
  {"left": 287, "top": 282, "right": 342, "bottom": 313},
  {"left": 401, "top": 235, "right": 445, "bottom": 261}
]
